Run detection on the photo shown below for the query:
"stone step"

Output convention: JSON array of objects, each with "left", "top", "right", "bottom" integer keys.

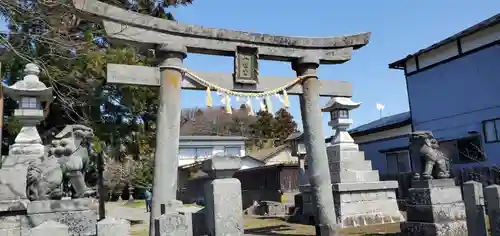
[
  {"left": 332, "top": 181, "right": 399, "bottom": 192},
  {"left": 331, "top": 170, "right": 380, "bottom": 183},
  {"left": 327, "top": 148, "right": 366, "bottom": 163},
  {"left": 336, "top": 188, "right": 397, "bottom": 203},
  {"left": 329, "top": 160, "right": 372, "bottom": 172},
  {"left": 339, "top": 211, "right": 404, "bottom": 228},
  {"left": 339, "top": 198, "right": 401, "bottom": 217}
]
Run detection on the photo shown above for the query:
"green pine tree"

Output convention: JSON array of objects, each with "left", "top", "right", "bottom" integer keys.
[{"left": 273, "top": 108, "right": 298, "bottom": 146}]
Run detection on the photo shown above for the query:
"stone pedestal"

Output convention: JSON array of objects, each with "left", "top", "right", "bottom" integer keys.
[
  {"left": 154, "top": 199, "right": 205, "bottom": 236},
  {"left": 297, "top": 145, "right": 404, "bottom": 228},
  {"left": 329, "top": 145, "right": 404, "bottom": 228},
  {"left": 401, "top": 179, "right": 468, "bottom": 236},
  {"left": 23, "top": 199, "right": 97, "bottom": 236},
  {"left": 97, "top": 218, "right": 131, "bottom": 236}
]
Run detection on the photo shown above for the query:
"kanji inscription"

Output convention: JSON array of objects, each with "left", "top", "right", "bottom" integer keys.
[{"left": 234, "top": 46, "right": 259, "bottom": 85}]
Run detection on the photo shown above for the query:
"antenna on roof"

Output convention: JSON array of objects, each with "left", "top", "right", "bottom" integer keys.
[{"left": 376, "top": 103, "right": 385, "bottom": 119}]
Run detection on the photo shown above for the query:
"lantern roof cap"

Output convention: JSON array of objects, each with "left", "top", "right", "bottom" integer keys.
[
  {"left": 322, "top": 97, "right": 361, "bottom": 112},
  {"left": 3, "top": 63, "right": 53, "bottom": 101}
]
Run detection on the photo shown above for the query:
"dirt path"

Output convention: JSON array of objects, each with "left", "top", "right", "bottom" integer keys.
[{"left": 105, "top": 201, "right": 149, "bottom": 235}]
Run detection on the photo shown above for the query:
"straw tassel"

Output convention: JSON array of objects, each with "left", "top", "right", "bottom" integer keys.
[
  {"left": 206, "top": 87, "right": 213, "bottom": 107},
  {"left": 225, "top": 95, "right": 232, "bottom": 114},
  {"left": 246, "top": 97, "right": 255, "bottom": 116},
  {"left": 282, "top": 90, "right": 290, "bottom": 108},
  {"left": 259, "top": 99, "right": 267, "bottom": 112},
  {"left": 265, "top": 95, "right": 273, "bottom": 113}
]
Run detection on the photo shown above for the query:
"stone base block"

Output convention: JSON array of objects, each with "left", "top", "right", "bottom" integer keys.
[
  {"left": 326, "top": 147, "right": 365, "bottom": 163},
  {"left": 27, "top": 199, "right": 98, "bottom": 214},
  {"left": 406, "top": 203, "right": 466, "bottom": 223},
  {"left": 401, "top": 221, "right": 468, "bottom": 236},
  {"left": 329, "top": 160, "right": 372, "bottom": 172},
  {"left": 412, "top": 179, "right": 456, "bottom": 188},
  {"left": 407, "top": 186, "right": 462, "bottom": 205},
  {"left": 21, "top": 210, "right": 96, "bottom": 236},
  {"left": 340, "top": 212, "right": 405, "bottom": 228},
  {"left": 0, "top": 228, "right": 20, "bottom": 236},
  {"left": 335, "top": 187, "right": 404, "bottom": 228},
  {"left": 0, "top": 215, "right": 22, "bottom": 235},
  {"left": 298, "top": 183, "right": 404, "bottom": 228},
  {"left": 330, "top": 170, "right": 379, "bottom": 183},
  {"left": 0, "top": 167, "right": 29, "bottom": 200},
  {"left": 336, "top": 197, "right": 404, "bottom": 228},
  {"left": 0, "top": 200, "right": 29, "bottom": 212},
  {"left": 20, "top": 199, "right": 98, "bottom": 236}
]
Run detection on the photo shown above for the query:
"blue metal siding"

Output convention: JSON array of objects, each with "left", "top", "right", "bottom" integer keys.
[
  {"left": 407, "top": 44, "right": 500, "bottom": 165},
  {"left": 357, "top": 136, "right": 410, "bottom": 174}
]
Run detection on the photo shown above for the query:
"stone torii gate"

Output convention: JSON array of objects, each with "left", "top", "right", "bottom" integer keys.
[{"left": 72, "top": 0, "right": 370, "bottom": 233}]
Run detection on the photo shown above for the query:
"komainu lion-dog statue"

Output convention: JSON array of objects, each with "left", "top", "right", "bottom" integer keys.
[
  {"left": 410, "top": 131, "right": 450, "bottom": 180},
  {"left": 26, "top": 124, "right": 96, "bottom": 200}
]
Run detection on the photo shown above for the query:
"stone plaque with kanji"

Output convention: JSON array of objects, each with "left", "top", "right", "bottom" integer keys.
[{"left": 234, "top": 46, "right": 259, "bottom": 85}]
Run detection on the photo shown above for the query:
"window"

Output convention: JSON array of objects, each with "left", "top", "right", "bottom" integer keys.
[
  {"left": 195, "top": 147, "right": 213, "bottom": 160},
  {"left": 456, "top": 136, "right": 485, "bottom": 163},
  {"left": 483, "top": 118, "right": 500, "bottom": 143},
  {"left": 20, "top": 97, "right": 38, "bottom": 109},
  {"left": 440, "top": 136, "right": 485, "bottom": 164},
  {"left": 224, "top": 146, "right": 241, "bottom": 156},
  {"left": 178, "top": 148, "right": 196, "bottom": 160},
  {"left": 386, "top": 151, "right": 411, "bottom": 174},
  {"left": 178, "top": 147, "right": 213, "bottom": 160},
  {"left": 330, "top": 109, "right": 349, "bottom": 119}
]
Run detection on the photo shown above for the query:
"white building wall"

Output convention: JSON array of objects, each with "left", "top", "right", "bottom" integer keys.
[
  {"left": 177, "top": 141, "right": 246, "bottom": 167},
  {"left": 402, "top": 22, "right": 500, "bottom": 74}
]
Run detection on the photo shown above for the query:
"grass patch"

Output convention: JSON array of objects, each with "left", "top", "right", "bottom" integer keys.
[
  {"left": 131, "top": 230, "right": 149, "bottom": 236},
  {"left": 244, "top": 216, "right": 401, "bottom": 235}
]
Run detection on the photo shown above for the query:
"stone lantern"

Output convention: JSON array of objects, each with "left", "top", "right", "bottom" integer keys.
[
  {"left": 285, "top": 131, "right": 308, "bottom": 186},
  {"left": 285, "top": 131, "right": 306, "bottom": 157},
  {"left": 4, "top": 63, "right": 53, "bottom": 156},
  {"left": 321, "top": 97, "right": 361, "bottom": 150}
]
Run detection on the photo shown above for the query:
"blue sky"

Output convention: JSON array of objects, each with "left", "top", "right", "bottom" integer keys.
[{"left": 2, "top": 0, "right": 500, "bottom": 137}]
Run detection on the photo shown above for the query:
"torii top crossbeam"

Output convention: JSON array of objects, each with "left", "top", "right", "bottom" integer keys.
[{"left": 72, "top": 0, "right": 370, "bottom": 64}]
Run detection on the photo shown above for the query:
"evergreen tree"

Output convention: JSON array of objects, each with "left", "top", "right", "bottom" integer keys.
[
  {"left": 0, "top": 0, "right": 193, "bottom": 157},
  {"left": 273, "top": 108, "right": 298, "bottom": 146},
  {"left": 249, "top": 110, "right": 276, "bottom": 148}
]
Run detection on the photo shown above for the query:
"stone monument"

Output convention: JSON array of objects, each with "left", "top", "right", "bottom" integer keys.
[
  {"left": 401, "top": 131, "right": 468, "bottom": 236},
  {"left": 320, "top": 97, "right": 404, "bottom": 228},
  {"left": 72, "top": 0, "right": 372, "bottom": 233}
]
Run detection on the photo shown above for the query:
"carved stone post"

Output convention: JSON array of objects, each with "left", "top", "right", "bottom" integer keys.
[
  {"left": 485, "top": 185, "right": 500, "bottom": 236},
  {"left": 203, "top": 155, "right": 244, "bottom": 236},
  {"left": 149, "top": 43, "right": 187, "bottom": 235},
  {"left": 298, "top": 155, "right": 307, "bottom": 185},
  {"left": 463, "top": 181, "right": 487, "bottom": 236},
  {"left": 292, "top": 55, "right": 338, "bottom": 234}
]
